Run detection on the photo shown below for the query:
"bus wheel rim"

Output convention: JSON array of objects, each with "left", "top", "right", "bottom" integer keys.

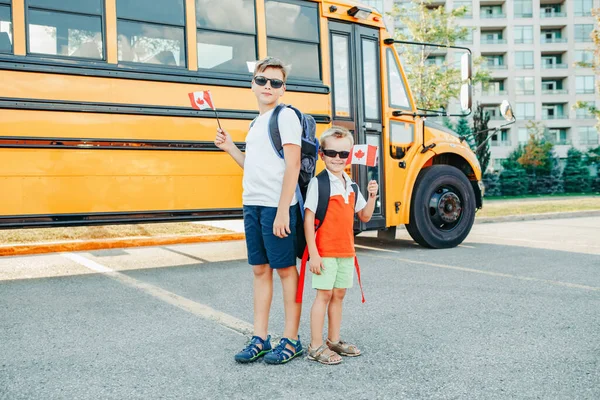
[{"left": 428, "top": 186, "right": 462, "bottom": 230}]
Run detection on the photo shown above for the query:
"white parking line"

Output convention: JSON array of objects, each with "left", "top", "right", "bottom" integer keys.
[
  {"left": 355, "top": 244, "right": 600, "bottom": 292},
  {"left": 62, "top": 253, "right": 254, "bottom": 336}
]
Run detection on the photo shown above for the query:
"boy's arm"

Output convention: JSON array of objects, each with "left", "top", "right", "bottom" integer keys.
[
  {"left": 215, "top": 128, "right": 245, "bottom": 169},
  {"left": 357, "top": 180, "right": 379, "bottom": 222},
  {"left": 273, "top": 144, "right": 301, "bottom": 237},
  {"left": 304, "top": 209, "right": 319, "bottom": 258}
]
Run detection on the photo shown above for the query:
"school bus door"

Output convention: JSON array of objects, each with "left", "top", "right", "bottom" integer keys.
[{"left": 328, "top": 21, "right": 385, "bottom": 231}]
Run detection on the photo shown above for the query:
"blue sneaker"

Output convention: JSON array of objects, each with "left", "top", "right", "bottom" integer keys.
[
  {"left": 264, "top": 336, "right": 303, "bottom": 365},
  {"left": 234, "top": 335, "right": 272, "bottom": 363}
]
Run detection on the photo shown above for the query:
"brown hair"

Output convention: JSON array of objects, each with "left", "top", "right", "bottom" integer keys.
[
  {"left": 253, "top": 57, "right": 291, "bottom": 82},
  {"left": 319, "top": 126, "right": 354, "bottom": 149}
]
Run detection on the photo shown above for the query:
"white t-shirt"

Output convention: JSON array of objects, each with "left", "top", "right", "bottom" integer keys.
[
  {"left": 304, "top": 169, "right": 367, "bottom": 213},
  {"left": 242, "top": 107, "right": 302, "bottom": 207}
]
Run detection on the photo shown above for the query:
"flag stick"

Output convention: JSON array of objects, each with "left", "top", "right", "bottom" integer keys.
[{"left": 213, "top": 108, "right": 223, "bottom": 130}]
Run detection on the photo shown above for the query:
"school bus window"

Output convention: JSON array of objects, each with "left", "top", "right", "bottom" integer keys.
[
  {"left": 265, "top": 0, "right": 320, "bottom": 81},
  {"left": 0, "top": 2, "right": 12, "bottom": 54},
  {"left": 362, "top": 39, "right": 380, "bottom": 121},
  {"left": 386, "top": 49, "right": 410, "bottom": 109},
  {"left": 331, "top": 33, "right": 352, "bottom": 118},
  {"left": 27, "top": 0, "right": 104, "bottom": 59},
  {"left": 196, "top": 0, "right": 257, "bottom": 74},
  {"left": 117, "top": 0, "right": 186, "bottom": 68}
]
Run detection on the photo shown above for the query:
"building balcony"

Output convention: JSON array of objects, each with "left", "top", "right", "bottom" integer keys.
[
  {"left": 491, "top": 140, "right": 512, "bottom": 147},
  {"left": 542, "top": 63, "right": 568, "bottom": 69},
  {"left": 514, "top": 13, "right": 533, "bottom": 18},
  {"left": 577, "top": 114, "right": 597, "bottom": 120},
  {"left": 515, "top": 90, "right": 535, "bottom": 95},
  {"left": 542, "top": 114, "right": 568, "bottom": 120},
  {"left": 541, "top": 37, "right": 567, "bottom": 44},
  {"left": 580, "top": 138, "right": 600, "bottom": 145},
  {"left": 541, "top": 12, "right": 566, "bottom": 18},
  {"left": 542, "top": 89, "right": 568, "bottom": 95},
  {"left": 481, "top": 13, "right": 506, "bottom": 19},
  {"left": 514, "top": 39, "right": 534, "bottom": 44},
  {"left": 485, "top": 65, "right": 508, "bottom": 70},
  {"left": 480, "top": 38, "right": 507, "bottom": 45},
  {"left": 576, "top": 90, "right": 596, "bottom": 95},
  {"left": 482, "top": 89, "right": 508, "bottom": 96},
  {"left": 488, "top": 115, "right": 507, "bottom": 120},
  {"left": 551, "top": 139, "right": 572, "bottom": 146}
]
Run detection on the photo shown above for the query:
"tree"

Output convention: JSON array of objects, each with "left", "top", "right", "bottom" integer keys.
[
  {"left": 472, "top": 104, "right": 491, "bottom": 173},
  {"left": 573, "top": 8, "right": 600, "bottom": 130},
  {"left": 563, "top": 147, "right": 591, "bottom": 193},
  {"left": 517, "top": 121, "right": 556, "bottom": 194},
  {"left": 390, "top": 0, "right": 490, "bottom": 110},
  {"left": 482, "top": 172, "right": 502, "bottom": 197},
  {"left": 586, "top": 146, "right": 600, "bottom": 192},
  {"left": 500, "top": 147, "right": 527, "bottom": 196}
]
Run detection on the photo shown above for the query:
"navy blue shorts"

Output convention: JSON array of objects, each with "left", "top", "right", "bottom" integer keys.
[{"left": 243, "top": 205, "right": 298, "bottom": 269}]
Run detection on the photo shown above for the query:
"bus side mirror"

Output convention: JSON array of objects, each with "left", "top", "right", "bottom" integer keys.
[
  {"left": 460, "top": 84, "right": 472, "bottom": 112},
  {"left": 461, "top": 53, "right": 472, "bottom": 80},
  {"left": 500, "top": 100, "right": 514, "bottom": 121}
]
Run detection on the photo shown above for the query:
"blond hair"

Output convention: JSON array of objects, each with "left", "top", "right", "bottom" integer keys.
[
  {"left": 319, "top": 126, "right": 354, "bottom": 149},
  {"left": 253, "top": 57, "right": 291, "bottom": 81}
]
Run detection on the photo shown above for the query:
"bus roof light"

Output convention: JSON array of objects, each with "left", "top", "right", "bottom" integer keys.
[{"left": 347, "top": 6, "right": 371, "bottom": 20}]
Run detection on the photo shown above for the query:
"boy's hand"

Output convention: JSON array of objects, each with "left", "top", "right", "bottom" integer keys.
[
  {"left": 214, "top": 128, "right": 234, "bottom": 152},
  {"left": 273, "top": 211, "right": 291, "bottom": 238},
  {"left": 309, "top": 254, "right": 325, "bottom": 275},
  {"left": 367, "top": 180, "right": 379, "bottom": 198}
]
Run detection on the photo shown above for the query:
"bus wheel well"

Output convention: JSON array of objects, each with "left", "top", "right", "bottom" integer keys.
[{"left": 430, "top": 153, "right": 482, "bottom": 209}]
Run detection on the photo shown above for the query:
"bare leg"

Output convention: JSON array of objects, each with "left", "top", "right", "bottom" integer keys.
[
  {"left": 327, "top": 288, "right": 346, "bottom": 343},
  {"left": 253, "top": 264, "right": 273, "bottom": 346},
  {"left": 277, "top": 266, "right": 302, "bottom": 347},
  {"left": 310, "top": 289, "right": 332, "bottom": 348}
]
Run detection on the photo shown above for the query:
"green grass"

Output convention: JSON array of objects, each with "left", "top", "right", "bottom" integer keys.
[
  {"left": 484, "top": 193, "right": 599, "bottom": 201},
  {"left": 477, "top": 196, "right": 600, "bottom": 218}
]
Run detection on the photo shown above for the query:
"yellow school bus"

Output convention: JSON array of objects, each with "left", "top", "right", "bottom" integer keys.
[{"left": 0, "top": 0, "right": 487, "bottom": 248}]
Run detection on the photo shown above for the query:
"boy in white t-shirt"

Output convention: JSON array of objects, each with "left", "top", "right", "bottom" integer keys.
[{"left": 214, "top": 57, "right": 304, "bottom": 364}]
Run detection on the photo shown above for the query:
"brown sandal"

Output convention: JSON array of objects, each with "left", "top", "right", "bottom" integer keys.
[
  {"left": 307, "top": 344, "right": 342, "bottom": 365},
  {"left": 326, "top": 338, "right": 361, "bottom": 357}
]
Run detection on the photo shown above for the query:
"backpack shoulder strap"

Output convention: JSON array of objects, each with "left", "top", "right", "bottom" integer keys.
[
  {"left": 351, "top": 182, "right": 359, "bottom": 209},
  {"left": 315, "top": 170, "right": 330, "bottom": 231},
  {"left": 267, "top": 103, "right": 287, "bottom": 158}
]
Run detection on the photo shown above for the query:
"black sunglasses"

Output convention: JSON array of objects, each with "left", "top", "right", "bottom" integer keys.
[
  {"left": 322, "top": 149, "right": 350, "bottom": 159},
  {"left": 254, "top": 76, "right": 284, "bottom": 89}
]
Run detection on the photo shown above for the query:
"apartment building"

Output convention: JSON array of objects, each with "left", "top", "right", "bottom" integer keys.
[{"left": 389, "top": 0, "right": 598, "bottom": 171}]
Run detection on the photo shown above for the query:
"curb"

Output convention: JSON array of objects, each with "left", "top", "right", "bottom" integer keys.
[
  {"left": 2, "top": 210, "right": 599, "bottom": 257},
  {"left": 0, "top": 232, "right": 246, "bottom": 257}
]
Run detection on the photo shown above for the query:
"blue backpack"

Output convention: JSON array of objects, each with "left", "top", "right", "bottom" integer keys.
[{"left": 251, "top": 103, "right": 319, "bottom": 258}]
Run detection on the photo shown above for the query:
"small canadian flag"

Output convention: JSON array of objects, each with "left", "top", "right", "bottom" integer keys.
[
  {"left": 347, "top": 144, "right": 379, "bottom": 167},
  {"left": 188, "top": 90, "right": 215, "bottom": 110}
]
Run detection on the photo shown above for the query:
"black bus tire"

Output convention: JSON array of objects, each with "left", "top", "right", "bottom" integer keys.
[{"left": 405, "top": 165, "right": 476, "bottom": 249}]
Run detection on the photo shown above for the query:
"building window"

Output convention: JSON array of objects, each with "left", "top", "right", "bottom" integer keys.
[
  {"left": 483, "top": 54, "right": 505, "bottom": 69},
  {"left": 27, "top": 0, "right": 104, "bottom": 59},
  {"left": 542, "top": 104, "right": 566, "bottom": 120},
  {"left": 515, "top": 51, "right": 534, "bottom": 69},
  {"left": 514, "top": 26, "right": 533, "bottom": 44},
  {"left": 266, "top": 0, "right": 320, "bottom": 81},
  {"left": 576, "top": 76, "right": 596, "bottom": 94},
  {"left": 541, "top": 29, "right": 565, "bottom": 43},
  {"left": 195, "top": 0, "right": 257, "bottom": 74},
  {"left": 541, "top": 4, "right": 564, "bottom": 18},
  {"left": 518, "top": 128, "right": 529, "bottom": 144},
  {"left": 542, "top": 79, "right": 565, "bottom": 94},
  {"left": 579, "top": 127, "right": 599, "bottom": 145},
  {"left": 117, "top": 0, "right": 186, "bottom": 67},
  {"left": 483, "top": 80, "right": 505, "bottom": 95},
  {"left": 454, "top": 1, "right": 472, "bottom": 18},
  {"left": 574, "top": 25, "right": 593, "bottom": 43},
  {"left": 514, "top": 0, "right": 533, "bottom": 18},
  {"left": 491, "top": 129, "right": 511, "bottom": 146},
  {"left": 0, "top": 0, "right": 11, "bottom": 53},
  {"left": 574, "top": 0, "right": 593, "bottom": 17},
  {"left": 547, "top": 128, "right": 569, "bottom": 145},
  {"left": 574, "top": 50, "right": 594, "bottom": 67},
  {"left": 481, "top": 5, "right": 504, "bottom": 18},
  {"left": 516, "top": 103, "right": 535, "bottom": 119},
  {"left": 515, "top": 77, "right": 534, "bottom": 95},
  {"left": 541, "top": 54, "right": 564, "bottom": 68},
  {"left": 456, "top": 29, "right": 473, "bottom": 45},
  {"left": 576, "top": 107, "right": 595, "bottom": 119}
]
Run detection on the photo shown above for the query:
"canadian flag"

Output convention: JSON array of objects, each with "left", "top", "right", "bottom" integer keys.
[
  {"left": 188, "top": 90, "right": 215, "bottom": 110},
  {"left": 347, "top": 144, "right": 378, "bottom": 167}
]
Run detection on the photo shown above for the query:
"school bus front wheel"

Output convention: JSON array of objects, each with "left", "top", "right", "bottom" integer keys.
[{"left": 405, "top": 165, "right": 476, "bottom": 249}]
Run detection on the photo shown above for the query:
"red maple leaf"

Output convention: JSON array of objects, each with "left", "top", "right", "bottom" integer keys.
[
  {"left": 354, "top": 149, "right": 365, "bottom": 159},
  {"left": 196, "top": 97, "right": 205, "bottom": 105}
]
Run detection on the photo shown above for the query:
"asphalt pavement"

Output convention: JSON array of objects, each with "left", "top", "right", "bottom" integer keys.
[{"left": 1, "top": 217, "right": 599, "bottom": 399}]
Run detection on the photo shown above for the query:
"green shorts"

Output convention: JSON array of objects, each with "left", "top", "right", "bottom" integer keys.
[{"left": 312, "top": 257, "right": 354, "bottom": 290}]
